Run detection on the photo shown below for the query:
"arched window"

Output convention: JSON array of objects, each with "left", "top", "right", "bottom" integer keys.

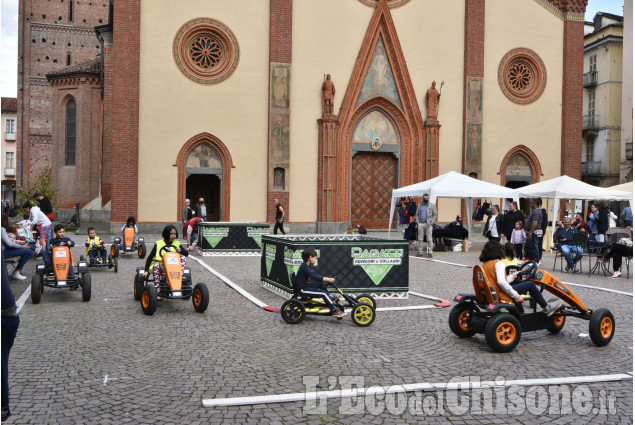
[{"left": 65, "top": 99, "right": 76, "bottom": 166}]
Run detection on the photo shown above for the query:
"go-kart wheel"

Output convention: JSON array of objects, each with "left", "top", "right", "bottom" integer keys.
[
  {"left": 589, "top": 308, "right": 615, "bottom": 347},
  {"left": 355, "top": 293, "right": 377, "bottom": 310},
  {"left": 281, "top": 299, "right": 305, "bottom": 324},
  {"left": 545, "top": 299, "right": 565, "bottom": 334},
  {"left": 141, "top": 284, "right": 158, "bottom": 315},
  {"left": 31, "top": 274, "right": 43, "bottom": 304},
  {"left": 113, "top": 256, "right": 118, "bottom": 273},
  {"left": 111, "top": 244, "right": 119, "bottom": 257},
  {"left": 484, "top": 313, "right": 521, "bottom": 353},
  {"left": 448, "top": 303, "right": 477, "bottom": 338},
  {"left": 138, "top": 242, "right": 146, "bottom": 259},
  {"left": 81, "top": 273, "right": 91, "bottom": 302},
  {"left": 192, "top": 283, "right": 209, "bottom": 313},
  {"left": 133, "top": 275, "right": 144, "bottom": 301},
  {"left": 80, "top": 255, "right": 85, "bottom": 262},
  {"left": 351, "top": 302, "right": 375, "bottom": 327}
]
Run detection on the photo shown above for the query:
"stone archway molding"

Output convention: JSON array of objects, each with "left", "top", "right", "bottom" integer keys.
[
  {"left": 176, "top": 132, "right": 233, "bottom": 221},
  {"left": 499, "top": 145, "right": 543, "bottom": 185}
]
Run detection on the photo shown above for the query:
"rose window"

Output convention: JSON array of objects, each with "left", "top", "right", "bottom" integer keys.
[
  {"left": 498, "top": 48, "right": 546, "bottom": 105},
  {"left": 173, "top": 18, "right": 239, "bottom": 85}
]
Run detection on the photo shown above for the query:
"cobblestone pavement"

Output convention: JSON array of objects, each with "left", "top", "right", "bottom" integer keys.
[{"left": 4, "top": 234, "right": 633, "bottom": 424}]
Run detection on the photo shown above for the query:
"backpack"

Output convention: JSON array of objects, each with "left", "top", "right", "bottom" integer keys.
[
  {"left": 404, "top": 222, "right": 418, "bottom": 240},
  {"left": 406, "top": 198, "right": 417, "bottom": 217},
  {"left": 357, "top": 225, "right": 367, "bottom": 235}
]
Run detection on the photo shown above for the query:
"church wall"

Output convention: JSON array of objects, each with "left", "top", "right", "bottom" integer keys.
[
  {"left": 137, "top": 1, "right": 271, "bottom": 223},
  {"left": 482, "top": 0, "right": 564, "bottom": 185}
]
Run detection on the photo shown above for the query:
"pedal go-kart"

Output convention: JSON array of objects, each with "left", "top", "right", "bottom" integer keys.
[
  {"left": 112, "top": 227, "right": 146, "bottom": 258},
  {"left": 133, "top": 243, "right": 209, "bottom": 315},
  {"left": 31, "top": 243, "right": 91, "bottom": 303},
  {"left": 448, "top": 261, "right": 615, "bottom": 352},
  {"left": 281, "top": 273, "right": 377, "bottom": 327},
  {"left": 80, "top": 248, "right": 118, "bottom": 273}
]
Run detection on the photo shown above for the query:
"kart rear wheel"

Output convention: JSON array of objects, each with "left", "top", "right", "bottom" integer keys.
[
  {"left": 352, "top": 302, "right": 375, "bottom": 327},
  {"left": 133, "top": 275, "right": 144, "bottom": 301},
  {"left": 281, "top": 299, "right": 305, "bottom": 324},
  {"left": 355, "top": 293, "right": 377, "bottom": 310},
  {"left": 449, "top": 303, "right": 477, "bottom": 338},
  {"left": 192, "top": 283, "right": 209, "bottom": 313},
  {"left": 113, "top": 256, "right": 118, "bottom": 273},
  {"left": 111, "top": 244, "right": 119, "bottom": 257},
  {"left": 589, "top": 308, "right": 615, "bottom": 347},
  {"left": 141, "top": 284, "right": 158, "bottom": 315},
  {"left": 545, "top": 299, "right": 565, "bottom": 334},
  {"left": 484, "top": 313, "right": 521, "bottom": 353},
  {"left": 31, "top": 274, "right": 43, "bottom": 304},
  {"left": 138, "top": 242, "right": 146, "bottom": 259},
  {"left": 82, "top": 273, "right": 91, "bottom": 302}
]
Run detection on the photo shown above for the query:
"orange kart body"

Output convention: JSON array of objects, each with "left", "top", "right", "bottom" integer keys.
[
  {"left": 124, "top": 227, "right": 135, "bottom": 248},
  {"left": 52, "top": 245, "right": 74, "bottom": 281},
  {"left": 162, "top": 251, "right": 182, "bottom": 290}
]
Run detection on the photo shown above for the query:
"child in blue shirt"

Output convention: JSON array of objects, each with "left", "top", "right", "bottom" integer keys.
[
  {"left": 49, "top": 224, "right": 76, "bottom": 278},
  {"left": 295, "top": 249, "right": 346, "bottom": 318}
]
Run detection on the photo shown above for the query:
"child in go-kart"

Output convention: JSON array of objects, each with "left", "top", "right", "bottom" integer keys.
[
  {"left": 143, "top": 225, "right": 188, "bottom": 292},
  {"left": 121, "top": 216, "right": 138, "bottom": 233},
  {"left": 85, "top": 227, "right": 107, "bottom": 263},
  {"left": 479, "top": 241, "right": 562, "bottom": 316},
  {"left": 49, "top": 224, "right": 76, "bottom": 279},
  {"left": 296, "top": 249, "right": 346, "bottom": 318}
]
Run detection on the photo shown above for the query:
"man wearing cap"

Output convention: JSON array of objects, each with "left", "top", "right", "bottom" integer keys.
[{"left": 415, "top": 193, "right": 437, "bottom": 258}]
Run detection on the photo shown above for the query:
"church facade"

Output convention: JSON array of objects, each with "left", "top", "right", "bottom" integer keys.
[{"left": 90, "top": 0, "right": 587, "bottom": 230}]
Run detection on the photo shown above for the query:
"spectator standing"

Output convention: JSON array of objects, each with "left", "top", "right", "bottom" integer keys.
[
  {"left": 524, "top": 198, "right": 542, "bottom": 263},
  {"left": 185, "top": 217, "right": 203, "bottom": 250},
  {"left": 510, "top": 221, "right": 526, "bottom": 260},
  {"left": 502, "top": 201, "right": 525, "bottom": 241},
  {"left": 273, "top": 199, "right": 286, "bottom": 235},
  {"left": 482, "top": 204, "right": 503, "bottom": 242},
  {"left": 538, "top": 200, "right": 548, "bottom": 263},
  {"left": 1, "top": 257, "right": 20, "bottom": 422},
  {"left": 587, "top": 204, "right": 599, "bottom": 243},
  {"left": 33, "top": 192, "right": 54, "bottom": 245},
  {"left": 596, "top": 203, "right": 609, "bottom": 243},
  {"left": 23, "top": 201, "right": 52, "bottom": 268},
  {"left": 415, "top": 193, "right": 438, "bottom": 258},
  {"left": 181, "top": 199, "right": 193, "bottom": 239},
  {"left": 608, "top": 208, "right": 618, "bottom": 229},
  {"left": 620, "top": 206, "right": 632, "bottom": 227},
  {"left": 195, "top": 197, "right": 208, "bottom": 222}
]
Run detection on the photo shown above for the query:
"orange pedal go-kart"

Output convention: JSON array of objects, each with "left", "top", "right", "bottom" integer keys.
[
  {"left": 449, "top": 261, "right": 615, "bottom": 353},
  {"left": 133, "top": 243, "right": 209, "bottom": 315},
  {"left": 112, "top": 227, "right": 146, "bottom": 258},
  {"left": 31, "top": 243, "right": 91, "bottom": 303}
]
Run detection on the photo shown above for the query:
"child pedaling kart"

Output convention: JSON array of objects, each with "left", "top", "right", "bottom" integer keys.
[{"left": 85, "top": 227, "right": 107, "bottom": 264}]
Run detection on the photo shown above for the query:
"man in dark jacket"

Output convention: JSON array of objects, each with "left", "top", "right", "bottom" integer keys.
[
  {"left": 502, "top": 201, "right": 525, "bottom": 241},
  {"left": 482, "top": 204, "right": 503, "bottom": 241},
  {"left": 538, "top": 200, "right": 548, "bottom": 262},
  {"left": 33, "top": 192, "right": 53, "bottom": 221}
]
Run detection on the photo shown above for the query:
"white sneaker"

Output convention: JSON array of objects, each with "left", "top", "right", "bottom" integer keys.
[
  {"left": 610, "top": 271, "right": 621, "bottom": 279},
  {"left": 11, "top": 271, "right": 27, "bottom": 280}
]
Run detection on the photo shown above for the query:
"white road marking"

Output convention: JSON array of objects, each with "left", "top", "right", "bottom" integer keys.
[
  {"left": 202, "top": 373, "right": 633, "bottom": 407},
  {"left": 16, "top": 285, "right": 31, "bottom": 314}
]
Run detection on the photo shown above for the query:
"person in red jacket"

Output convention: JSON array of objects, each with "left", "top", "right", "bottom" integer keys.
[{"left": 185, "top": 217, "right": 203, "bottom": 250}]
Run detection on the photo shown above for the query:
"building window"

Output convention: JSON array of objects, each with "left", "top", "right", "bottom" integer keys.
[
  {"left": 588, "top": 91, "right": 596, "bottom": 116},
  {"left": 589, "top": 54, "right": 597, "bottom": 73},
  {"left": 585, "top": 137, "right": 595, "bottom": 162},
  {"left": 5, "top": 119, "right": 15, "bottom": 134},
  {"left": 65, "top": 99, "right": 76, "bottom": 166},
  {"left": 5, "top": 152, "right": 14, "bottom": 169},
  {"left": 497, "top": 48, "right": 547, "bottom": 105},
  {"left": 69, "top": 1, "right": 73, "bottom": 22}
]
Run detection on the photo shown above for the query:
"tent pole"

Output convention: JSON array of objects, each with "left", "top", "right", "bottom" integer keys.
[{"left": 468, "top": 197, "right": 473, "bottom": 246}]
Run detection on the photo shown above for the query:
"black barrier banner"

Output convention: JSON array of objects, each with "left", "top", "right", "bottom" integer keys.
[
  {"left": 261, "top": 236, "right": 408, "bottom": 293},
  {"left": 199, "top": 223, "right": 270, "bottom": 251}
]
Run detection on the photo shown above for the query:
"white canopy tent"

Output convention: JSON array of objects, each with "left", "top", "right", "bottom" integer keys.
[
  {"left": 515, "top": 175, "right": 632, "bottom": 241},
  {"left": 607, "top": 182, "right": 633, "bottom": 204},
  {"left": 388, "top": 171, "right": 520, "bottom": 243}
]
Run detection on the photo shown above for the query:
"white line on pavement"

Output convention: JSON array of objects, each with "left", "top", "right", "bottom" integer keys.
[
  {"left": 376, "top": 305, "right": 438, "bottom": 311},
  {"left": 16, "top": 285, "right": 31, "bottom": 314},
  {"left": 202, "top": 373, "right": 633, "bottom": 407}
]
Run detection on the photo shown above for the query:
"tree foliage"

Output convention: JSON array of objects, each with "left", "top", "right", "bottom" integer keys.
[{"left": 15, "top": 166, "right": 60, "bottom": 216}]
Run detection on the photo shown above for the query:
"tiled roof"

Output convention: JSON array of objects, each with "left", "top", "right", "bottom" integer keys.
[
  {"left": 1, "top": 97, "right": 17, "bottom": 112},
  {"left": 46, "top": 56, "right": 101, "bottom": 78}
]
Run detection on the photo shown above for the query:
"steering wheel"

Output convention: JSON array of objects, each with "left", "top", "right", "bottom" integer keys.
[
  {"left": 517, "top": 261, "right": 538, "bottom": 282},
  {"left": 159, "top": 243, "right": 178, "bottom": 257}
]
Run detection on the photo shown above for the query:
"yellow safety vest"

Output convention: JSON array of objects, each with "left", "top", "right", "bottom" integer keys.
[
  {"left": 85, "top": 236, "right": 104, "bottom": 255},
  {"left": 152, "top": 239, "right": 181, "bottom": 264}
]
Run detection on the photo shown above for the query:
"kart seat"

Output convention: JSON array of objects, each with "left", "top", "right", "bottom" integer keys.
[
  {"left": 289, "top": 272, "right": 322, "bottom": 301},
  {"left": 472, "top": 265, "right": 514, "bottom": 304}
]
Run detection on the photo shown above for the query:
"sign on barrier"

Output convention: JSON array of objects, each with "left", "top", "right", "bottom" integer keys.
[
  {"left": 198, "top": 222, "right": 270, "bottom": 252},
  {"left": 261, "top": 235, "right": 409, "bottom": 294}
]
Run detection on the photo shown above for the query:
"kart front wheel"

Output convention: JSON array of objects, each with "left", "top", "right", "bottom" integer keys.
[
  {"left": 545, "top": 299, "right": 565, "bottom": 334},
  {"left": 192, "top": 283, "right": 209, "bottom": 313},
  {"left": 589, "top": 308, "right": 615, "bottom": 347},
  {"left": 352, "top": 302, "right": 375, "bottom": 327},
  {"left": 449, "top": 303, "right": 477, "bottom": 338},
  {"left": 484, "top": 313, "right": 521, "bottom": 353},
  {"left": 31, "top": 274, "right": 43, "bottom": 304},
  {"left": 355, "top": 293, "right": 377, "bottom": 310},
  {"left": 138, "top": 242, "right": 146, "bottom": 259},
  {"left": 281, "top": 299, "right": 305, "bottom": 324},
  {"left": 82, "top": 274, "right": 91, "bottom": 302},
  {"left": 141, "top": 284, "right": 158, "bottom": 315},
  {"left": 111, "top": 244, "right": 119, "bottom": 257}
]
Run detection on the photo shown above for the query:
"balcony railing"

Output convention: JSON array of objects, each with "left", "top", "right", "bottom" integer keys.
[
  {"left": 4, "top": 132, "right": 15, "bottom": 141},
  {"left": 627, "top": 142, "right": 633, "bottom": 161},
  {"left": 583, "top": 115, "right": 600, "bottom": 130},
  {"left": 582, "top": 161, "right": 602, "bottom": 175},
  {"left": 4, "top": 168, "right": 15, "bottom": 177},
  {"left": 583, "top": 71, "right": 598, "bottom": 87}
]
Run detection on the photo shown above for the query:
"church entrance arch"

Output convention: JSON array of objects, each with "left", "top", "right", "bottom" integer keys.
[
  {"left": 177, "top": 133, "right": 233, "bottom": 221},
  {"left": 500, "top": 145, "right": 541, "bottom": 213}
]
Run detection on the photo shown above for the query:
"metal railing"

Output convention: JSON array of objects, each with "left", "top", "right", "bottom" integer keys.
[
  {"left": 583, "top": 71, "right": 598, "bottom": 87},
  {"left": 581, "top": 161, "right": 602, "bottom": 175},
  {"left": 626, "top": 142, "right": 633, "bottom": 161},
  {"left": 583, "top": 115, "right": 600, "bottom": 130}
]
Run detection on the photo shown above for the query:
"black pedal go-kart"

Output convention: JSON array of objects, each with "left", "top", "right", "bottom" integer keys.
[
  {"left": 448, "top": 261, "right": 615, "bottom": 353},
  {"left": 80, "top": 248, "right": 118, "bottom": 273},
  {"left": 281, "top": 273, "right": 377, "bottom": 327},
  {"left": 31, "top": 243, "right": 91, "bottom": 303},
  {"left": 133, "top": 243, "right": 209, "bottom": 315},
  {"left": 112, "top": 226, "right": 146, "bottom": 258}
]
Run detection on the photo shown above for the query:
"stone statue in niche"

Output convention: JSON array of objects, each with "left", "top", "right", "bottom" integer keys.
[
  {"left": 322, "top": 74, "right": 336, "bottom": 116},
  {"left": 425, "top": 80, "right": 441, "bottom": 123},
  {"left": 273, "top": 168, "right": 285, "bottom": 190}
]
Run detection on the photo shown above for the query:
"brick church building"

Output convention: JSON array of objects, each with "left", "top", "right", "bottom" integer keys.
[{"left": 18, "top": 0, "right": 587, "bottom": 231}]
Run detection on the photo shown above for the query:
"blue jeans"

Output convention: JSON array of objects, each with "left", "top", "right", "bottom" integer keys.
[
  {"left": 526, "top": 237, "right": 540, "bottom": 262},
  {"left": 88, "top": 247, "right": 107, "bottom": 262},
  {"left": 512, "top": 281, "right": 547, "bottom": 312},
  {"left": 560, "top": 244, "right": 584, "bottom": 268},
  {"left": 1, "top": 314, "right": 19, "bottom": 411},
  {"left": 3, "top": 248, "right": 33, "bottom": 271}
]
